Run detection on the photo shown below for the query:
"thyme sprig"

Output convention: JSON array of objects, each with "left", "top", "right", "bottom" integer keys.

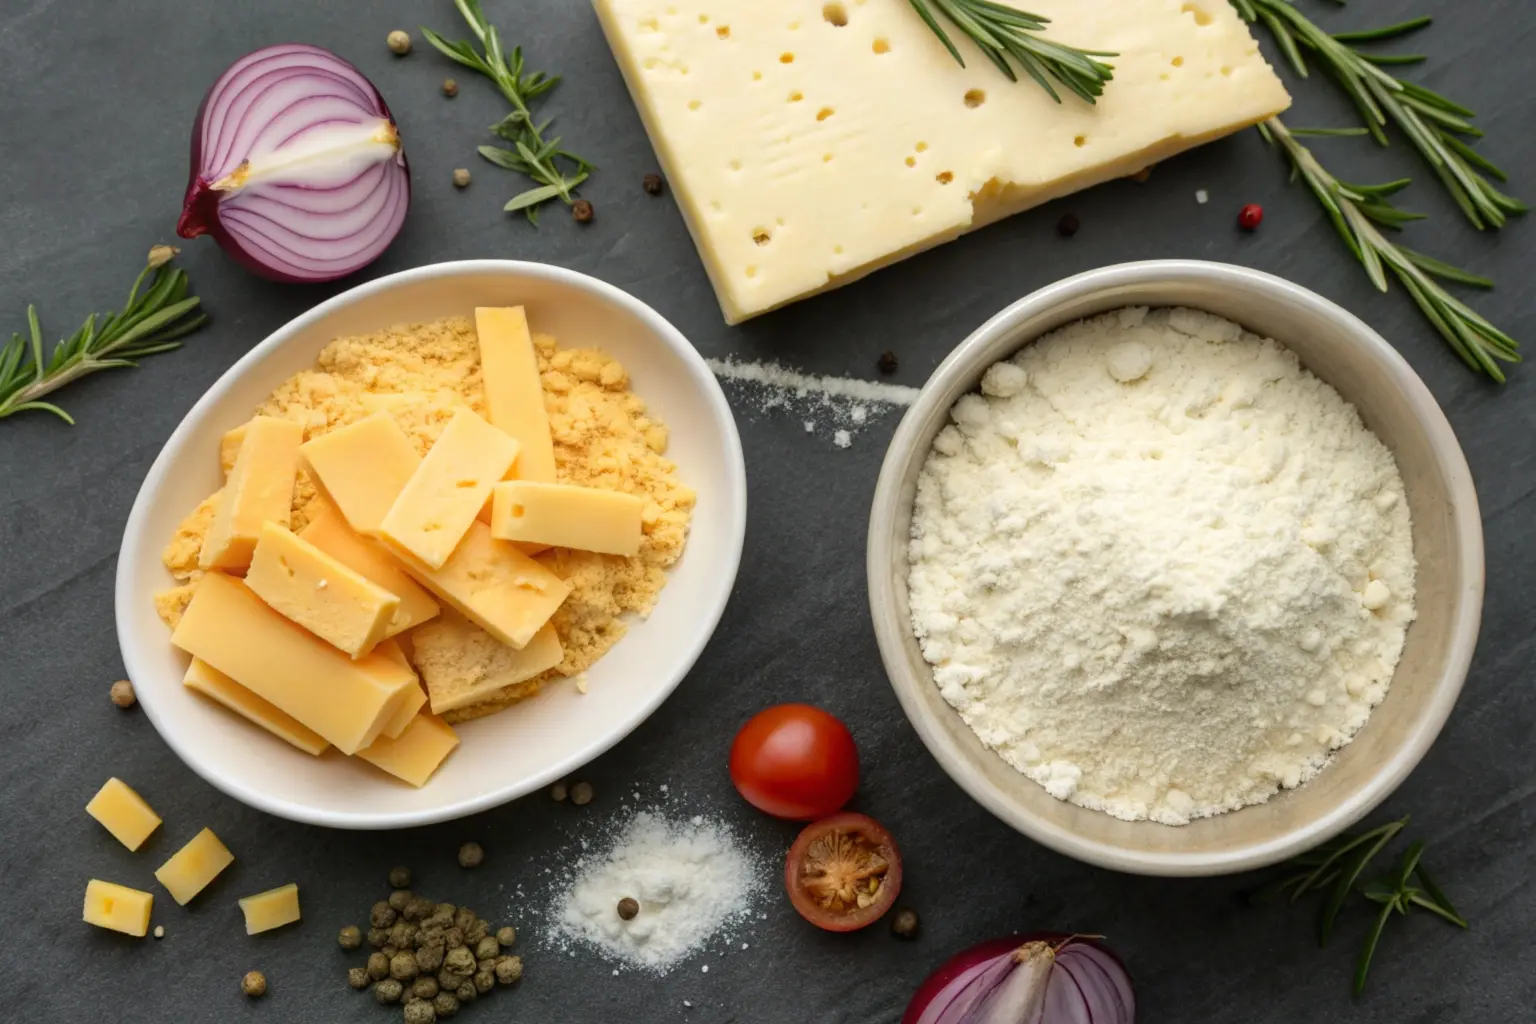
[
  {"left": 908, "top": 0, "right": 1115, "bottom": 104},
  {"left": 0, "top": 247, "right": 207, "bottom": 425},
  {"left": 422, "top": 0, "right": 593, "bottom": 224},
  {"left": 1232, "top": 0, "right": 1525, "bottom": 230}
]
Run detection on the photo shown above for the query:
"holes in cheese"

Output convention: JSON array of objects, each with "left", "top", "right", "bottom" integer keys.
[
  {"left": 198, "top": 416, "right": 303, "bottom": 571},
  {"left": 154, "top": 827, "right": 234, "bottom": 906},
  {"left": 301, "top": 411, "right": 421, "bottom": 536},
  {"left": 86, "top": 778, "right": 162, "bottom": 851},
  {"left": 474, "top": 307, "right": 557, "bottom": 484},
  {"left": 183, "top": 658, "right": 330, "bottom": 755},
  {"left": 490, "top": 482, "right": 646, "bottom": 557},
  {"left": 378, "top": 408, "right": 520, "bottom": 570},
  {"left": 823, "top": 2, "right": 847, "bottom": 27},
  {"left": 246, "top": 522, "right": 402, "bottom": 658},
  {"left": 238, "top": 883, "right": 301, "bottom": 935},
  {"left": 299, "top": 507, "right": 441, "bottom": 637},
  {"left": 170, "top": 573, "right": 419, "bottom": 754},
  {"left": 357, "top": 714, "right": 460, "bottom": 788},
  {"left": 83, "top": 880, "right": 153, "bottom": 937}
]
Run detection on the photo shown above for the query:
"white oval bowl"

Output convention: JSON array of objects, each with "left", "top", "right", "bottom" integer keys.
[
  {"left": 868, "top": 260, "right": 1483, "bottom": 876},
  {"left": 117, "top": 261, "right": 746, "bottom": 829}
]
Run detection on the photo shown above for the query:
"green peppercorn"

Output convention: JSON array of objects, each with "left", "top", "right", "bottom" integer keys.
[
  {"left": 443, "top": 946, "right": 475, "bottom": 977},
  {"left": 403, "top": 897, "right": 434, "bottom": 923},
  {"left": 412, "top": 977, "right": 439, "bottom": 1000},
  {"left": 369, "top": 927, "right": 390, "bottom": 948},
  {"left": 416, "top": 926, "right": 444, "bottom": 950},
  {"left": 348, "top": 967, "right": 371, "bottom": 990},
  {"left": 389, "top": 866, "right": 412, "bottom": 889},
  {"left": 390, "top": 952, "right": 419, "bottom": 982},
  {"left": 415, "top": 942, "right": 446, "bottom": 973},
  {"left": 464, "top": 918, "right": 489, "bottom": 944},
  {"left": 435, "top": 903, "right": 457, "bottom": 921},
  {"left": 471, "top": 971, "right": 492, "bottom": 995},
  {"left": 404, "top": 999, "right": 437, "bottom": 1024},
  {"left": 455, "top": 982, "right": 476, "bottom": 1005},
  {"left": 890, "top": 907, "right": 920, "bottom": 940},
  {"left": 242, "top": 971, "right": 267, "bottom": 998},
  {"left": 457, "top": 842, "right": 484, "bottom": 869},
  {"left": 382, "top": 945, "right": 399, "bottom": 959},
  {"left": 433, "top": 993, "right": 459, "bottom": 1018},
  {"left": 339, "top": 924, "right": 363, "bottom": 950},
  {"left": 368, "top": 953, "right": 391, "bottom": 980},
  {"left": 453, "top": 907, "right": 477, "bottom": 932},
  {"left": 386, "top": 30, "right": 411, "bottom": 55},
  {"left": 436, "top": 969, "right": 460, "bottom": 992},
  {"left": 474, "top": 936, "right": 499, "bottom": 961},
  {"left": 495, "top": 926, "right": 516, "bottom": 947},
  {"left": 375, "top": 979, "right": 404, "bottom": 1004},
  {"left": 389, "top": 889, "right": 413, "bottom": 912},
  {"left": 571, "top": 780, "right": 594, "bottom": 805},
  {"left": 494, "top": 956, "right": 523, "bottom": 985},
  {"left": 372, "top": 901, "right": 399, "bottom": 928},
  {"left": 551, "top": 781, "right": 568, "bottom": 801}
]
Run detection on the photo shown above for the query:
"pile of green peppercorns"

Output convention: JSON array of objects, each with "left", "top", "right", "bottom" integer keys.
[{"left": 341, "top": 865, "right": 522, "bottom": 1022}]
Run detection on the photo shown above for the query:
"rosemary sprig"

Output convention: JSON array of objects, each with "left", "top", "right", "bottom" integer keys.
[
  {"left": 1232, "top": 0, "right": 1526, "bottom": 230},
  {"left": 1261, "top": 117, "right": 1519, "bottom": 381},
  {"left": 422, "top": 0, "right": 593, "bottom": 224},
  {"left": 908, "top": 0, "right": 1115, "bottom": 104},
  {"left": 0, "top": 247, "right": 207, "bottom": 425}
]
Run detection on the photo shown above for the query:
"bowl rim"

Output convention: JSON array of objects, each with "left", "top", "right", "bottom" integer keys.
[
  {"left": 867, "top": 259, "right": 1484, "bottom": 876},
  {"left": 115, "top": 259, "right": 747, "bottom": 829}
]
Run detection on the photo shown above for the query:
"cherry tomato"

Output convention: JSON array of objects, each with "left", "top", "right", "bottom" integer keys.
[
  {"left": 729, "top": 704, "right": 859, "bottom": 820},
  {"left": 785, "top": 812, "right": 902, "bottom": 932}
]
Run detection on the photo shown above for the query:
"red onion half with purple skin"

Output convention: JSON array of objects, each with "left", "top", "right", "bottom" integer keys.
[
  {"left": 905, "top": 935, "right": 1135, "bottom": 1024},
  {"left": 177, "top": 44, "right": 410, "bottom": 283}
]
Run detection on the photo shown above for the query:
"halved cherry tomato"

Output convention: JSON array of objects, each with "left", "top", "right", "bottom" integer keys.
[
  {"left": 785, "top": 812, "right": 902, "bottom": 932},
  {"left": 730, "top": 704, "right": 859, "bottom": 820}
]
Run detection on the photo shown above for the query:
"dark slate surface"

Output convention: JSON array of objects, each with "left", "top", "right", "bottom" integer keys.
[{"left": 2, "top": 1, "right": 1532, "bottom": 1021}]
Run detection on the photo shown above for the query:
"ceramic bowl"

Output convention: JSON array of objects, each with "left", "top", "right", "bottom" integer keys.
[
  {"left": 117, "top": 261, "right": 746, "bottom": 828},
  {"left": 868, "top": 260, "right": 1483, "bottom": 876}
]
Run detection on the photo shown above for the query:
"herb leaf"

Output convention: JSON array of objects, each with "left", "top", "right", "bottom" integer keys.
[{"left": 907, "top": 0, "right": 1116, "bottom": 103}]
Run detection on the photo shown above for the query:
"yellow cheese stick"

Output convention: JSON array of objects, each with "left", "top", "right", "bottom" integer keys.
[
  {"left": 301, "top": 412, "right": 421, "bottom": 535},
  {"left": 490, "top": 481, "right": 645, "bottom": 556},
  {"left": 155, "top": 828, "right": 234, "bottom": 906},
  {"left": 199, "top": 416, "right": 303, "bottom": 571},
  {"left": 300, "top": 507, "right": 440, "bottom": 637},
  {"left": 238, "top": 883, "right": 301, "bottom": 935},
  {"left": 374, "top": 638, "right": 428, "bottom": 739},
  {"left": 83, "top": 880, "right": 153, "bottom": 937},
  {"left": 357, "top": 714, "right": 460, "bottom": 788},
  {"left": 85, "top": 778, "right": 161, "bottom": 851},
  {"left": 245, "top": 522, "right": 401, "bottom": 658},
  {"left": 182, "top": 658, "right": 329, "bottom": 755},
  {"left": 476, "top": 307, "right": 557, "bottom": 483}
]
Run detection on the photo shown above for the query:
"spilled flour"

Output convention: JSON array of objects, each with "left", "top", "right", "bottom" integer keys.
[{"left": 706, "top": 357, "right": 916, "bottom": 447}]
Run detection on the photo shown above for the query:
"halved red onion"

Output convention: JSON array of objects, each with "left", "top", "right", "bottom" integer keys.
[
  {"left": 177, "top": 43, "right": 410, "bottom": 283},
  {"left": 905, "top": 935, "right": 1135, "bottom": 1024}
]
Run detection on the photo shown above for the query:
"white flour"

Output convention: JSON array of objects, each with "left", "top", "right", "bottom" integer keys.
[
  {"left": 908, "top": 307, "right": 1416, "bottom": 825},
  {"left": 706, "top": 357, "right": 916, "bottom": 447}
]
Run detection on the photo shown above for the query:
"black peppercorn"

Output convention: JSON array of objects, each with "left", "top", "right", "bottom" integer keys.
[
  {"left": 572, "top": 199, "right": 594, "bottom": 224},
  {"left": 617, "top": 897, "right": 640, "bottom": 921},
  {"left": 877, "top": 351, "right": 898, "bottom": 375},
  {"left": 643, "top": 173, "right": 665, "bottom": 196},
  {"left": 1056, "top": 213, "right": 1080, "bottom": 238}
]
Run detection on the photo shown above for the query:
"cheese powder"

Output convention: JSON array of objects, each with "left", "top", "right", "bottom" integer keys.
[{"left": 157, "top": 317, "right": 695, "bottom": 721}]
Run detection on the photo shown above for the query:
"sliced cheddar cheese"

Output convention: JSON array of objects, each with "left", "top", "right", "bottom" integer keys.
[
  {"left": 199, "top": 416, "right": 303, "bottom": 571},
  {"left": 155, "top": 827, "right": 234, "bottom": 906},
  {"left": 357, "top": 714, "right": 460, "bottom": 788},
  {"left": 182, "top": 658, "right": 329, "bottom": 756},
  {"left": 475, "top": 306, "right": 557, "bottom": 483},
  {"left": 245, "top": 522, "right": 401, "bottom": 657},
  {"left": 83, "top": 880, "right": 153, "bottom": 937},
  {"left": 85, "top": 778, "right": 161, "bottom": 851},
  {"left": 300, "top": 507, "right": 440, "bottom": 637},
  {"left": 238, "top": 883, "right": 301, "bottom": 935},
  {"left": 490, "top": 481, "right": 645, "bottom": 556},
  {"left": 374, "top": 638, "right": 428, "bottom": 739},
  {"left": 301, "top": 412, "right": 421, "bottom": 535}
]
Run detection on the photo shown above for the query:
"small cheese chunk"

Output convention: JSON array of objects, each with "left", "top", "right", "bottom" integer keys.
[
  {"left": 300, "top": 507, "right": 440, "bottom": 637},
  {"left": 182, "top": 658, "right": 330, "bottom": 756},
  {"left": 374, "top": 639, "right": 428, "bottom": 738},
  {"left": 83, "top": 880, "right": 153, "bottom": 937},
  {"left": 379, "top": 409, "right": 521, "bottom": 570},
  {"left": 491, "top": 481, "right": 645, "bottom": 556},
  {"left": 199, "top": 416, "right": 303, "bottom": 570},
  {"left": 246, "top": 522, "right": 402, "bottom": 657},
  {"left": 85, "top": 778, "right": 161, "bottom": 851},
  {"left": 154, "top": 828, "right": 234, "bottom": 906},
  {"left": 170, "top": 573, "right": 418, "bottom": 754},
  {"left": 386, "top": 522, "right": 572, "bottom": 649},
  {"left": 238, "top": 883, "right": 301, "bottom": 935},
  {"left": 413, "top": 612, "right": 564, "bottom": 713},
  {"left": 475, "top": 307, "right": 557, "bottom": 482},
  {"left": 301, "top": 412, "right": 421, "bottom": 535},
  {"left": 357, "top": 714, "right": 461, "bottom": 788}
]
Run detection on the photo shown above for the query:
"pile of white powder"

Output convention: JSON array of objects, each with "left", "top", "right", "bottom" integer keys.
[
  {"left": 706, "top": 357, "right": 917, "bottom": 447},
  {"left": 908, "top": 307, "right": 1417, "bottom": 825}
]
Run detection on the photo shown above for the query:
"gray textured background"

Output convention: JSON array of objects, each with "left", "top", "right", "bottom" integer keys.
[{"left": 2, "top": 1, "right": 1532, "bottom": 1021}]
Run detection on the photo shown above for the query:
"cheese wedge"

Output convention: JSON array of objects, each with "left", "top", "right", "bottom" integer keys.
[
  {"left": 245, "top": 522, "right": 401, "bottom": 657},
  {"left": 238, "top": 883, "right": 301, "bottom": 935},
  {"left": 170, "top": 572, "right": 418, "bottom": 754},
  {"left": 357, "top": 714, "right": 461, "bottom": 788},
  {"left": 300, "top": 507, "right": 440, "bottom": 637},
  {"left": 374, "top": 638, "right": 428, "bottom": 739},
  {"left": 301, "top": 412, "right": 421, "bottom": 535},
  {"left": 155, "top": 828, "right": 234, "bottom": 906},
  {"left": 411, "top": 612, "right": 564, "bottom": 713},
  {"left": 85, "top": 778, "right": 161, "bottom": 851},
  {"left": 475, "top": 307, "right": 557, "bottom": 483},
  {"left": 182, "top": 658, "right": 330, "bottom": 755},
  {"left": 490, "top": 481, "right": 645, "bottom": 556},
  {"left": 84, "top": 880, "right": 153, "bottom": 937},
  {"left": 379, "top": 408, "right": 520, "bottom": 570},
  {"left": 593, "top": 0, "right": 1290, "bottom": 322},
  {"left": 199, "top": 416, "right": 303, "bottom": 570}
]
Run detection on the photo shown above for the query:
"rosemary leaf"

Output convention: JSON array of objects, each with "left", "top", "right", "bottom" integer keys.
[
  {"left": 1354, "top": 897, "right": 1397, "bottom": 996},
  {"left": 908, "top": 0, "right": 1115, "bottom": 103},
  {"left": 1320, "top": 819, "right": 1402, "bottom": 945}
]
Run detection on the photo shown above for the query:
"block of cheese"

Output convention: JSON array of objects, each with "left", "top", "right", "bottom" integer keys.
[
  {"left": 357, "top": 714, "right": 460, "bottom": 788},
  {"left": 85, "top": 778, "right": 161, "bottom": 851},
  {"left": 301, "top": 412, "right": 421, "bottom": 534},
  {"left": 199, "top": 416, "right": 303, "bottom": 569},
  {"left": 475, "top": 307, "right": 557, "bottom": 483},
  {"left": 182, "top": 658, "right": 330, "bottom": 755},
  {"left": 154, "top": 827, "right": 234, "bottom": 905},
  {"left": 170, "top": 572, "right": 418, "bottom": 754},
  {"left": 379, "top": 408, "right": 521, "bottom": 570},
  {"left": 593, "top": 1, "right": 1290, "bottom": 323},
  {"left": 412, "top": 612, "right": 564, "bottom": 713},
  {"left": 490, "top": 481, "right": 645, "bottom": 556},
  {"left": 238, "top": 883, "right": 301, "bottom": 935},
  {"left": 386, "top": 522, "right": 572, "bottom": 649},
  {"left": 245, "top": 522, "right": 401, "bottom": 657},
  {"left": 374, "top": 638, "right": 428, "bottom": 738},
  {"left": 300, "top": 508, "right": 440, "bottom": 637},
  {"left": 83, "top": 880, "right": 153, "bottom": 937}
]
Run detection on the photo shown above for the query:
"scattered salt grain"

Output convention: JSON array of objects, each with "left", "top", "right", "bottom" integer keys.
[
  {"left": 833, "top": 430, "right": 852, "bottom": 449},
  {"left": 804, "top": 421, "right": 815, "bottom": 433},
  {"left": 1196, "top": 189, "right": 1209, "bottom": 204},
  {"left": 706, "top": 357, "right": 916, "bottom": 447},
  {"left": 702, "top": 965, "right": 709, "bottom": 973}
]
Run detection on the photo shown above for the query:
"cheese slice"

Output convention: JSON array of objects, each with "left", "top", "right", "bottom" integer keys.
[
  {"left": 83, "top": 880, "right": 153, "bottom": 937},
  {"left": 490, "top": 481, "right": 645, "bottom": 556},
  {"left": 374, "top": 638, "right": 428, "bottom": 738},
  {"left": 154, "top": 827, "right": 234, "bottom": 906},
  {"left": 182, "top": 658, "right": 330, "bottom": 755},
  {"left": 475, "top": 307, "right": 557, "bottom": 483},
  {"left": 170, "top": 573, "right": 418, "bottom": 754},
  {"left": 386, "top": 522, "right": 572, "bottom": 649},
  {"left": 593, "top": 0, "right": 1290, "bottom": 323},
  {"left": 379, "top": 408, "right": 521, "bottom": 570},
  {"left": 301, "top": 412, "right": 422, "bottom": 535},
  {"left": 199, "top": 416, "right": 303, "bottom": 570},
  {"left": 245, "top": 522, "right": 401, "bottom": 657},
  {"left": 85, "top": 778, "right": 162, "bottom": 851},
  {"left": 238, "top": 883, "right": 301, "bottom": 935},
  {"left": 219, "top": 421, "right": 248, "bottom": 476},
  {"left": 300, "top": 507, "right": 440, "bottom": 638},
  {"left": 357, "top": 714, "right": 461, "bottom": 788},
  {"left": 411, "top": 611, "right": 564, "bottom": 713}
]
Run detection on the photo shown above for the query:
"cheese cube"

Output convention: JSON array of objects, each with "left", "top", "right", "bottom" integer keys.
[
  {"left": 301, "top": 412, "right": 422, "bottom": 535},
  {"left": 490, "top": 481, "right": 645, "bottom": 556},
  {"left": 170, "top": 573, "right": 418, "bottom": 754},
  {"left": 182, "top": 658, "right": 330, "bottom": 755},
  {"left": 593, "top": 1, "right": 1290, "bottom": 323},
  {"left": 386, "top": 522, "right": 572, "bottom": 649},
  {"left": 357, "top": 714, "right": 460, "bottom": 788},
  {"left": 83, "top": 880, "right": 153, "bottom": 937},
  {"left": 238, "top": 883, "right": 301, "bottom": 935},
  {"left": 199, "top": 416, "right": 303, "bottom": 570},
  {"left": 475, "top": 307, "right": 557, "bottom": 483},
  {"left": 246, "top": 522, "right": 402, "bottom": 657},
  {"left": 154, "top": 828, "right": 234, "bottom": 905},
  {"left": 379, "top": 409, "right": 521, "bottom": 570},
  {"left": 412, "top": 612, "right": 564, "bottom": 713},
  {"left": 374, "top": 639, "right": 428, "bottom": 738},
  {"left": 85, "top": 778, "right": 161, "bottom": 851},
  {"left": 300, "top": 508, "right": 440, "bottom": 638}
]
